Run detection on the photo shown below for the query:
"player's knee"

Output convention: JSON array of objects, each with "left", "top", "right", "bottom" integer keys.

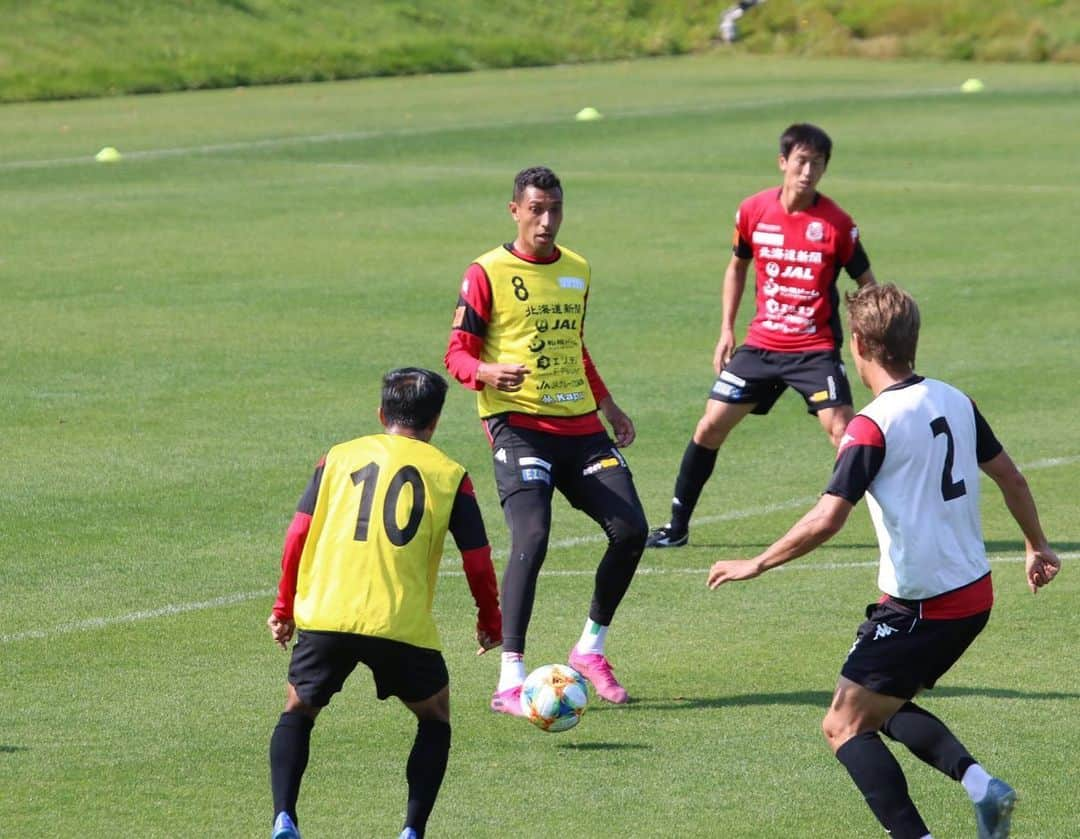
[
  {"left": 821, "top": 711, "right": 850, "bottom": 752},
  {"left": 610, "top": 513, "right": 647, "bottom": 553},
  {"left": 694, "top": 415, "right": 727, "bottom": 448}
]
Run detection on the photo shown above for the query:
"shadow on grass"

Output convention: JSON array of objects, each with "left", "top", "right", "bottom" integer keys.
[
  {"left": 556, "top": 741, "right": 650, "bottom": 751},
  {"left": 636, "top": 684, "right": 1079, "bottom": 711},
  {"left": 984, "top": 540, "right": 1080, "bottom": 554},
  {"left": 686, "top": 540, "right": 878, "bottom": 551},
  {"left": 1, "top": 745, "right": 29, "bottom": 754}
]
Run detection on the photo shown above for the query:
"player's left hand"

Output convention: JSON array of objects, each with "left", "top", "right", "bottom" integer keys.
[
  {"left": 476, "top": 629, "right": 502, "bottom": 655},
  {"left": 268, "top": 615, "right": 296, "bottom": 650},
  {"left": 707, "top": 558, "right": 764, "bottom": 589},
  {"left": 1026, "top": 547, "right": 1061, "bottom": 593},
  {"left": 599, "top": 398, "right": 636, "bottom": 447}
]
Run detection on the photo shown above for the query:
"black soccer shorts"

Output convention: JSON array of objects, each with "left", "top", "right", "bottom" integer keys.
[
  {"left": 840, "top": 599, "right": 990, "bottom": 699},
  {"left": 288, "top": 630, "right": 449, "bottom": 706},
  {"left": 483, "top": 415, "right": 635, "bottom": 508},
  {"left": 710, "top": 346, "right": 853, "bottom": 415}
]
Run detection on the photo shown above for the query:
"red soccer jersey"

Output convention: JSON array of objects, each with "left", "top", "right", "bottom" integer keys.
[{"left": 735, "top": 188, "right": 863, "bottom": 353}]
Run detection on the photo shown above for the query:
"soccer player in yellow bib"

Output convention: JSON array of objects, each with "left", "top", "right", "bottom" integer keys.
[
  {"left": 445, "top": 166, "right": 648, "bottom": 713},
  {"left": 266, "top": 368, "right": 502, "bottom": 839}
]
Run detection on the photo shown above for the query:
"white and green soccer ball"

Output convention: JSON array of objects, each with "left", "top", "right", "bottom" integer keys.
[{"left": 520, "top": 663, "right": 589, "bottom": 732}]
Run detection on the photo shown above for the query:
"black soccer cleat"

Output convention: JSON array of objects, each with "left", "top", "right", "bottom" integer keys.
[{"left": 645, "top": 524, "right": 689, "bottom": 548}]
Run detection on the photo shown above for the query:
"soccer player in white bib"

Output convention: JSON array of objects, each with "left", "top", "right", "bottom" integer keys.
[{"left": 707, "top": 284, "right": 1060, "bottom": 839}]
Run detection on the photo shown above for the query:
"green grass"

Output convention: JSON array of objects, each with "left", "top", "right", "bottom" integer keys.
[
  {"left": 1, "top": 0, "right": 1078, "bottom": 102},
  {"left": 2, "top": 54, "right": 1078, "bottom": 837}
]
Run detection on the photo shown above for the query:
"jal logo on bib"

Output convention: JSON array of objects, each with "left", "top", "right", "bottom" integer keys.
[{"left": 805, "top": 221, "right": 824, "bottom": 242}]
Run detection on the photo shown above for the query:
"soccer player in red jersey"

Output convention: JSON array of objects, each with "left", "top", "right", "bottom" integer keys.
[
  {"left": 708, "top": 284, "right": 1060, "bottom": 839},
  {"left": 445, "top": 166, "right": 648, "bottom": 711},
  {"left": 265, "top": 368, "right": 502, "bottom": 839},
  {"left": 648, "top": 123, "right": 877, "bottom": 548}
]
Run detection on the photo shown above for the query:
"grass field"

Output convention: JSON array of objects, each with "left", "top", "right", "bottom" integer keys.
[{"left": 3, "top": 54, "right": 1078, "bottom": 837}]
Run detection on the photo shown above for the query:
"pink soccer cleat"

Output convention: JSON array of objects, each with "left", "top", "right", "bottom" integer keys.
[
  {"left": 568, "top": 648, "right": 629, "bottom": 704},
  {"left": 490, "top": 684, "right": 527, "bottom": 717}
]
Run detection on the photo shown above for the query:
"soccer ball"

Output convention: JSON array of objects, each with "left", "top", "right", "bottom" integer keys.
[{"left": 520, "top": 664, "right": 589, "bottom": 732}]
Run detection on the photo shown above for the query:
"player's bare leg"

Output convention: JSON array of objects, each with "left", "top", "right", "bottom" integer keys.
[
  {"left": 823, "top": 677, "right": 932, "bottom": 838},
  {"left": 816, "top": 404, "right": 855, "bottom": 448}
]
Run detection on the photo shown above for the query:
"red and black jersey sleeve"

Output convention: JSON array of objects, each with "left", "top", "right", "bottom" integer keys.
[
  {"left": 825, "top": 415, "right": 885, "bottom": 504},
  {"left": 449, "top": 474, "right": 501, "bottom": 640},
  {"left": 845, "top": 239, "right": 871, "bottom": 279},
  {"left": 971, "top": 401, "right": 1003, "bottom": 463},
  {"left": 444, "top": 263, "right": 493, "bottom": 391},
  {"left": 272, "top": 457, "right": 325, "bottom": 620}
]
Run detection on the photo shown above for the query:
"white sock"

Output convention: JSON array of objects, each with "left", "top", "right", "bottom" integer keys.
[
  {"left": 574, "top": 619, "right": 608, "bottom": 655},
  {"left": 961, "top": 763, "right": 993, "bottom": 802},
  {"left": 498, "top": 652, "right": 526, "bottom": 692}
]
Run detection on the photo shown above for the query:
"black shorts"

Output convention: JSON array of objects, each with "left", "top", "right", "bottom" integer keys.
[
  {"left": 710, "top": 346, "right": 853, "bottom": 415},
  {"left": 484, "top": 415, "right": 633, "bottom": 508},
  {"left": 288, "top": 630, "right": 449, "bottom": 707},
  {"left": 840, "top": 600, "right": 990, "bottom": 700}
]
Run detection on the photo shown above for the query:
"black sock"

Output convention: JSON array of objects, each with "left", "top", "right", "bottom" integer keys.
[
  {"left": 882, "top": 701, "right": 976, "bottom": 781},
  {"left": 269, "top": 711, "right": 315, "bottom": 823},
  {"left": 835, "top": 732, "right": 929, "bottom": 839},
  {"left": 404, "top": 720, "right": 452, "bottom": 838},
  {"left": 669, "top": 440, "right": 718, "bottom": 532}
]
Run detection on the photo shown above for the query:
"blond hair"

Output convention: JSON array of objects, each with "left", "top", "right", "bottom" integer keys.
[{"left": 846, "top": 283, "right": 920, "bottom": 369}]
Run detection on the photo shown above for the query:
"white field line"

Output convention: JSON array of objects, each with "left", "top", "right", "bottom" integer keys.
[
  {"left": 0, "top": 83, "right": 1026, "bottom": 173},
  {"left": 5, "top": 457, "right": 1075, "bottom": 645}
]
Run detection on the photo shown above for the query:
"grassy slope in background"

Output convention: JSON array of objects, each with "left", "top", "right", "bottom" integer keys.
[{"left": 1, "top": 0, "right": 1079, "bottom": 102}]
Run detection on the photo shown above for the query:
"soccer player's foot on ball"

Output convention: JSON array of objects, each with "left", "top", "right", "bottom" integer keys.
[
  {"left": 272, "top": 811, "right": 301, "bottom": 839},
  {"left": 974, "top": 778, "right": 1017, "bottom": 839},
  {"left": 645, "top": 523, "right": 688, "bottom": 548},
  {"left": 490, "top": 684, "right": 527, "bottom": 717},
  {"left": 569, "top": 648, "right": 629, "bottom": 704}
]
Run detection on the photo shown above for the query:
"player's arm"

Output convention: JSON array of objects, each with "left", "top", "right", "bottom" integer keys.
[
  {"left": 579, "top": 291, "right": 634, "bottom": 446},
  {"left": 448, "top": 474, "right": 502, "bottom": 653},
  {"left": 268, "top": 458, "right": 324, "bottom": 649},
  {"left": 707, "top": 493, "right": 853, "bottom": 587},
  {"left": 715, "top": 252, "right": 752, "bottom": 373},
  {"left": 976, "top": 415, "right": 1060, "bottom": 593},
  {"left": 445, "top": 263, "right": 528, "bottom": 392},
  {"left": 709, "top": 414, "right": 881, "bottom": 588},
  {"left": 844, "top": 231, "right": 875, "bottom": 288}
]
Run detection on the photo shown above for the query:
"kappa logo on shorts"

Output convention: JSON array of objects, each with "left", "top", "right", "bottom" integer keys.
[{"left": 873, "top": 624, "right": 898, "bottom": 641}]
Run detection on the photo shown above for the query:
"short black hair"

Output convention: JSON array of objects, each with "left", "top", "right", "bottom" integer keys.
[
  {"left": 513, "top": 166, "right": 562, "bottom": 202},
  {"left": 381, "top": 367, "right": 448, "bottom": 430},
  {"left": 780, "top": 123, "right": 833, "bottom": 165}
]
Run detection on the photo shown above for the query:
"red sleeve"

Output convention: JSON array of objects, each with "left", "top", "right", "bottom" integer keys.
[
  {"left": 449, "top": 475, "right": 502, "bottom": 640},
  {"left": 581, "top": 343, "right": 610, "bottom": 405},
  {"left": 444, "top": 263, "right": 493, "bottom": 390},
  {"left": 272, "top": 511, "right": 311, "bottom": 620},
  {"left": 826, "top": 415, "right": 885, "bottom": 504}
]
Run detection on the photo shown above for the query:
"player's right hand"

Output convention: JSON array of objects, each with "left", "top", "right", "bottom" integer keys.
[
  {"left": 478, "top": 362, "right": 529, "bottom": 392},
  {"left": 267, "top": 615, "right": 296, "bottom": 650},
  {"left": 713, "top": 332, "right": 736, "bottom": 373},
  {"left": 1026, "top": 547, "right": 1061, "bottom": 593}
]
